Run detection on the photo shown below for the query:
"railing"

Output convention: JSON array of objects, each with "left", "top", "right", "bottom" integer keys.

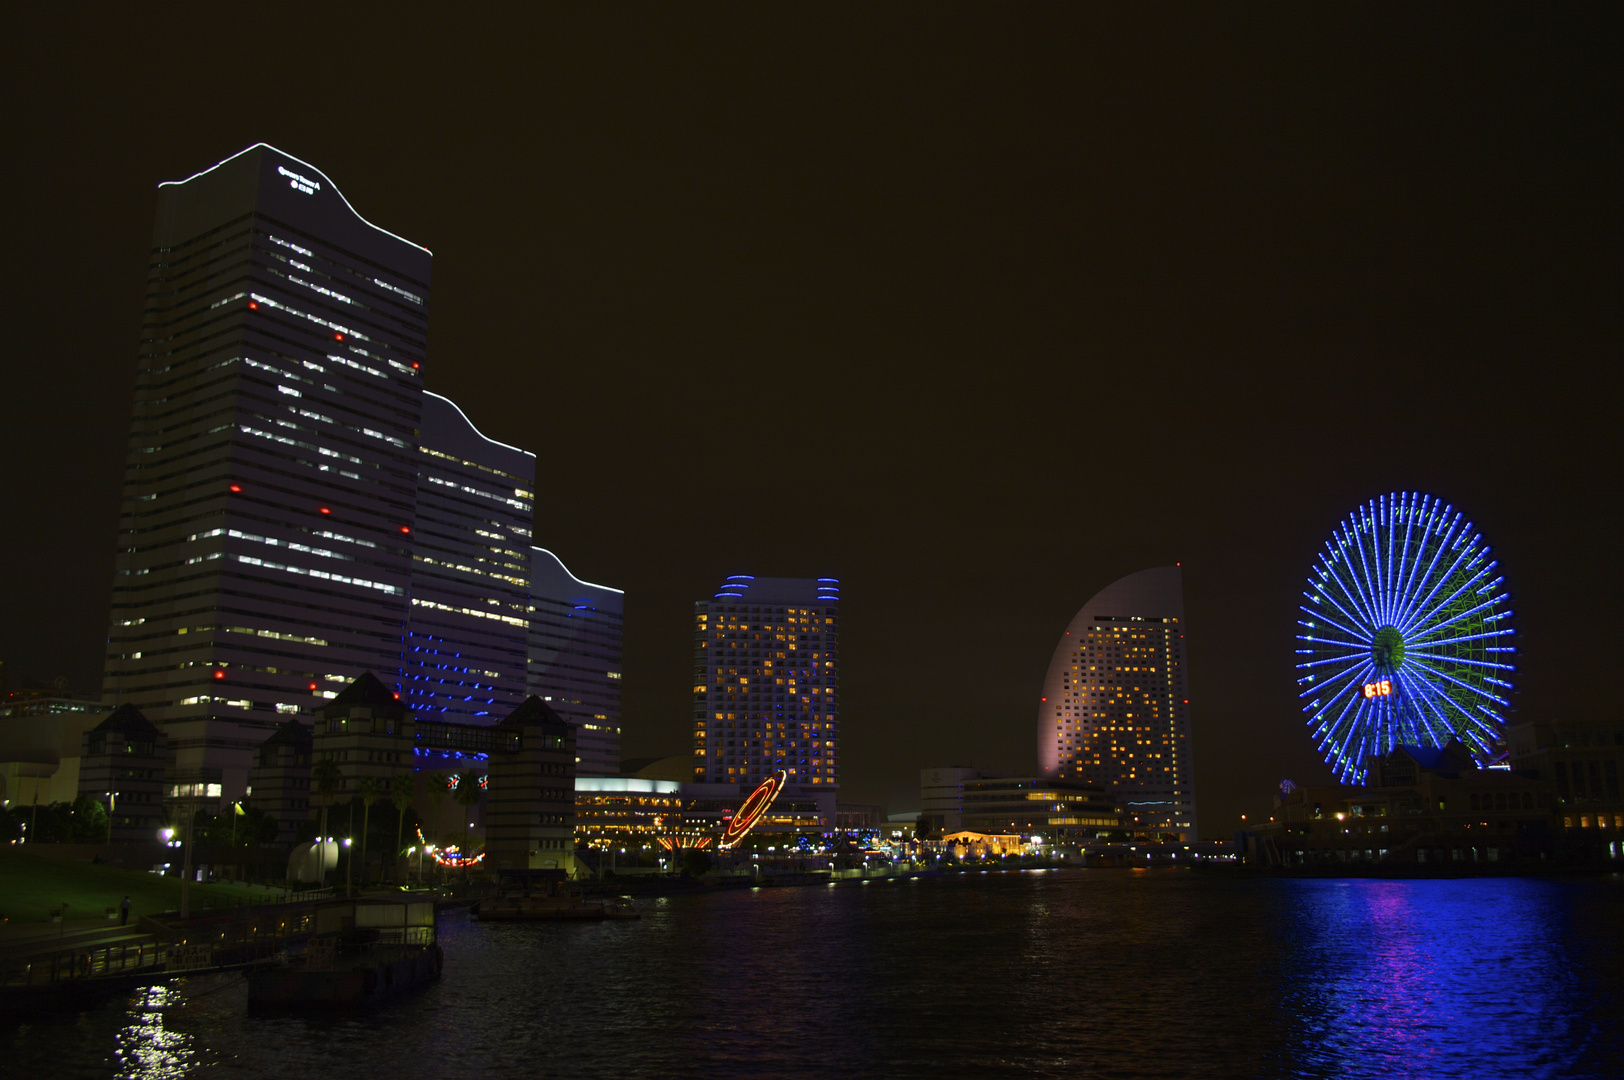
[{"left": 1, "top": 940, "right": 167, "bottom": 988}]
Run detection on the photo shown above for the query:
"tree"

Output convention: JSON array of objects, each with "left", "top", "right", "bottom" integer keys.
[
  {"left": 424, "top": 771, "right": 448, "bottom": 847},
  {"left": 312, "top": 755, "right": 345, "bottom": 882},
  {"left": 681, "top": 850, "right": 712, "bottom": 878},
  {"left": 453, "top": 769, "right": 482, "bottom": 877},
  {"left": 390, "top": 772, "right": 417, "bottom": 881},
  {"left": 356, "top": 776, "right": 382, "bottom": 886},
  {"left": 915, "top": 816, "right": 933, "bottom": 843}
]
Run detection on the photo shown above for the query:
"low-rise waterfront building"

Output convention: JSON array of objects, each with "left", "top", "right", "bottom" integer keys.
[
  {"left": 247, "top": 719, "right": 313, "bottom": 845},
  {"left": 1506, "top": 719, "right": 1623, "bottom": 852},
  {"left": 77, "top": 705, "right": 168, "bottom": 841},
  {"left": 920, "top": 767, "right": 1123, "bottom": 840},
  {"left": 1248, "top": 741, "right": 1559, "bottom": 868},
  {"left": 0, "top": 694, "right": 107, "bottom": 808},
  {"left": 573, "top": 776, "right": 691, "bottom": 853},
  {"left": 485, "top": 697, "right": 576, "bottom": 873}
]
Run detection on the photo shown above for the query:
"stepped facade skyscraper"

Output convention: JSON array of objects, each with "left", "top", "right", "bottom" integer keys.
[
  {"left": 103, "top": 144, "right": 432, "bottom": 800},
  {"left": 692, "top": 576, "right": 840, "bottom": 789},
  {"left": 401, "top": 392, "right": 535, "bottom": 722},
  {"left": 527, "top": 548, "right": 623, "bottom": 776},
  {"left": 102, "top": 144, "right": 620, "bottom": 804},
  {"left": 1037, "top": 566, "right": 1197, "bottom": 840}
]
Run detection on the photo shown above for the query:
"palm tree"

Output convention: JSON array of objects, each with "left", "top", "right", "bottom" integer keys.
[
  {"left": 312, "top": 756, "right": 345, "bottom": 845},
  {"left": 453, "top": 769, "right": 482, "bottom": 879},
  {"left": 390, "top": 772, "right": 418, "bottom": 882},
  {"left": 424, "top": 771, "right": 448, "bottom": 848},
  {"left": 356, "top": 776, "right": 381, "bottom": 887}
]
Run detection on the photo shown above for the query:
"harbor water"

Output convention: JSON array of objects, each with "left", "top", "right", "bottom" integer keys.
[{"left": 6, "top": 869, "right": 1622, "bottom": 1079}]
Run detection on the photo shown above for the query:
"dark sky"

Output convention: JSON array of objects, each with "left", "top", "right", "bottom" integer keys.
[{"left": 2, "top": 8, "right": 1618, "bottom": 835}]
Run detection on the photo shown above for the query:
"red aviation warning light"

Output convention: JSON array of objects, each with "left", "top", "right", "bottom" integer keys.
[
  {"left": 214, "top": 670, "right": 226, "bottom": 680},
  {"left": 334, "top": 333, "right": 344, "bottom": 342},
  {"left": 720, "top": 770, "right": 788, "bottom": 848},
  {"left": 248, "top": 301, "right": 258, "bottom": 310},
  {"left": 229, "top": 484, "right": 242, "bottom": 493},
  {"left": 319, "top": 507, "right": 331, "bottom": 515}
]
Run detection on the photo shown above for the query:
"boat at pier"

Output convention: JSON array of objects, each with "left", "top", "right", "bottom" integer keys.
[{"left": 247, "top": 896, "right": 441, "bottom": 1009}]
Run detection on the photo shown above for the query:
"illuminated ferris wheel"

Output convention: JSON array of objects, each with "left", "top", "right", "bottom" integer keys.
[{"left": 1296, "top": 491, "right": 1515, "bottom": 784}]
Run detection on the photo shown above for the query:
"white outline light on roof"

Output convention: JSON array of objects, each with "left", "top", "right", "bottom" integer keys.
[
  {"left": 159, "top": 142, "right": 433, "bottom": 257},
  {"left": 424, "top": 392, "right": 535, "bottom": 458},
  {"left": 531, "top": 548, "right": 624, "bottom": 595}
]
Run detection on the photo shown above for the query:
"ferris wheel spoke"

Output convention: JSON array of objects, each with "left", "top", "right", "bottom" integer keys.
[
  {"left": 1349, "top": 515, "right": 1387, "bottom": 631},
  {"left": 1398, "top": 555, "right": 1495, "bottom": 636},
  {"left": 1405, "top": 650, "right": 1516, "bottom": 674},
  {"left": 1383, "top": 493, "right": 1403, "bottom": 626},
  {"left": 1319, "top": 561, "right": 1380, "bottom": 633},
  {"left": 1402, "top": 625, "right": 1515, "bottom": 650},
  {"left": 1394, "top": 671, "right": 1455, "bottom": 745},
  {"left": 1297, "top": 659, "right": 1370, "bottom": 702},
  {"left": 1405, "top": 657, "right": 1511, "bottom": 708},
  {"left": 1392, "top": 502, "right": 1452, "bottom": 631},
  {"left": 1394, "top": 511, "right": 1470, "bottom": 629},
  {"left": 1402, "top": 573, "right": 1503, "bottom": 639},
  {"left": 1295, "top": 649, "right": 1368, "bottom": 672},
  {"left": 1303, "top": 587, "right": 1374, "bottom": 642},
  {"left": 1391, "top": 492, "right": 1419, "bottom": 629},
  {"left": 1297, "top": 605, "right": 1370, "bottom": 645}
]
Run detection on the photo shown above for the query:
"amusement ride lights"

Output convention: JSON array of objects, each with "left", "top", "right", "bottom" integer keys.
[{"left": 1296, "top": 491, "right": 1515, "bottom": 783}]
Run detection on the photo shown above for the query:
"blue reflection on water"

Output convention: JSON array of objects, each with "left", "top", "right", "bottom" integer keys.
[
  {"left": 3, "top": 872, "right": 1619, "bottom": 1079},
  {"left": 1267, "top": 878, "right": 1612, "bottom": 1079}
]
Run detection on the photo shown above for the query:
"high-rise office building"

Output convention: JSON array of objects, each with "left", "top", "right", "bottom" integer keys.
[
  {"left": 1037, "top": 566, "right": 1197, "bottom": 840},
  {"left": 692, "top": 576, "right": 840, "bottom": 789},
  {"left": 103, "top": 144, "right": 431, "bottom": 801},
  {"left": 526, "top": 548, "right": 623, "bottom": 776},
  {"left": 400, "top": 392, "right": 535, "bottom": 721}
]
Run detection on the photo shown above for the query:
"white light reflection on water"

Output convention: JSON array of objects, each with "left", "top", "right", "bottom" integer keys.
[{"left": 112, "top": 983, "right": 198, "bottom": 1080}]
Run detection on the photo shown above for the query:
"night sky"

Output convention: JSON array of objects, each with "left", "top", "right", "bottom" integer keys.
[{"left": 2, "top": 9, "right": 1618, "bottom": 835}]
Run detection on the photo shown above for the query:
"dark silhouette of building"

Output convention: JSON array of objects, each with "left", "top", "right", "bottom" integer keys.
[
  {"left": 78, "top": 705, "right": 168, "bottom": 841},
  {"left": 247, "top": 719, "right": 313, "bottom": 845},
  {"left": 485, "top": 697, "right": 576, "bottom": 873}
]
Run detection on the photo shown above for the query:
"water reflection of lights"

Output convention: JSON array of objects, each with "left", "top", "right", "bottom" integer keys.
[
  {"left": 114, "top": 983, "right": 197, "bottom": 1079},
  {"left": 1274, "top": 879, "right": 1594, "bottom": 1078}
]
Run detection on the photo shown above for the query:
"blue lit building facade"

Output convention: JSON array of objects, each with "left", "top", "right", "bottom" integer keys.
[
  {"left": 692, "top": 576, "right": 840, "bottom": 790},
  {"left": 527, "top": 548, "right": 624, "bottom": 776},
  {"left": 1038, "top": 566, "right": 1198, "bottom": 840},
  {"left": 399, "top": 392, "right": 535, "bottom": 721}
]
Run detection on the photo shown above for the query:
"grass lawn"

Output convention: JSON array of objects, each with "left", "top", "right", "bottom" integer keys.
[{"left": 0, "top": 847, "right": 276, "bottom": 924}]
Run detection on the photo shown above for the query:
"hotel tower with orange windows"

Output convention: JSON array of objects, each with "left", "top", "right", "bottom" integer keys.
[
  {"left": 1038, "top": 566, "right": 1198, "bottom": 840},
  {"left": 692, "top": 577, "right": 840, "bottom": 792}
]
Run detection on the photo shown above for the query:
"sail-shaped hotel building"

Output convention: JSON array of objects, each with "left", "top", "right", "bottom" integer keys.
[{"left": 1038, "top": 566, "right": 1197, "bottom": 840}]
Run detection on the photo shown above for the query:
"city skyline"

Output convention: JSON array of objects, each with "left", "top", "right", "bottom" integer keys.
[{"left": 2, "top": 11, "right": 1614, "bottom": 834}]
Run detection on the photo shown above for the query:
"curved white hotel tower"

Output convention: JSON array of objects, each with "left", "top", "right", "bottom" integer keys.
[{"left": 1038, "top": 566, "right": 1197, "bottom": 840}]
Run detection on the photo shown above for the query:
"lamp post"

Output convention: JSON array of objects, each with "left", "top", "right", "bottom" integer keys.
[{"left": 179, "top": 788, "right": 196, "bottom": 919}]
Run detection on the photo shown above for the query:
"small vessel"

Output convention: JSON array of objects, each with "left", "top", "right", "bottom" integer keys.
[
  {"left": 473, "top": 886, "right": 639, "bottom": 922},
  {"left": 248, "top": 896, "right": 441, "bottom": 1009},
  {"left": 602, "top": 897, "right": 641, "bottom": 921}
]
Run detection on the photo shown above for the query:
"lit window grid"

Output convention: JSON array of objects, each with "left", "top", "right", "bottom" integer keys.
[{"left": 692, "top": 604, "right": 838, "bottom": 788}]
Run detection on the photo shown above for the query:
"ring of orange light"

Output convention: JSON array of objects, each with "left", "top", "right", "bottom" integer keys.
[{"left": 720, "top": 769, "right": 788, "bottom": 847}]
